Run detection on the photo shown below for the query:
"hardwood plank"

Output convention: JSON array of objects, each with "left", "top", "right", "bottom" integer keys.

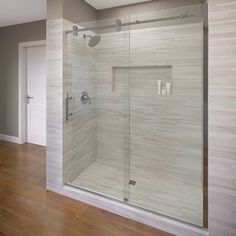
[{"left": 0, "top": 141, "right": 173, "bottom": 236}]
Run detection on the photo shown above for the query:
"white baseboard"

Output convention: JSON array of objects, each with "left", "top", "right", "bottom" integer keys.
[{"left": 0, "top": 134, "right": 21, "bottom": 144}]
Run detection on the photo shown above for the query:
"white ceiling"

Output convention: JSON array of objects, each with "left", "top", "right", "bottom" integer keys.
[
  {"left": 0, "top": 0, "right": 47, "bottom": 27},
  {"left": 0, "top": 0, "right": 152, "bottom": 27},
  {"left": 84, "top": 0, "right": 152, "bottom": 10}
]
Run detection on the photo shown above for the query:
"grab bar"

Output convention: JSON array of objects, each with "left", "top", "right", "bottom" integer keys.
[{"left": 65, "top": 93, "right": 73, "bottom": 121}]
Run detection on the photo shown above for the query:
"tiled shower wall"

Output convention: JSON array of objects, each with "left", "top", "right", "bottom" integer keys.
[
  {"left": 209, "top": 0, "right": 236, "bottom": 235},
  {"left": 63, "top": 20, "right": 97, "bottom": 183},
  {"left": 47, "top": 18, "right": 98, "bottom": 186},
  {"left": 47, "top": 18, "right": 64, "bottom": 187}
]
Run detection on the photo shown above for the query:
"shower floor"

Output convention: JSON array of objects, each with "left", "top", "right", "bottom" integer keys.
[
  {"left": 71, "top": 158, "right": 124, "bottom": 200},
  {"left": 70, "top": 157, "right": 203, "bottom": 226}
]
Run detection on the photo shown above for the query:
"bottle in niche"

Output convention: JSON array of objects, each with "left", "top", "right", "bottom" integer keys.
[{"left": 166, "top": 83, "right": 171, "bottom": 95}]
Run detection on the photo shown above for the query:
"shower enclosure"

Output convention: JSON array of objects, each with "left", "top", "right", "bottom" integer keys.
[{"left": 63, "top": 4, "right": 207, "bottom": 228}]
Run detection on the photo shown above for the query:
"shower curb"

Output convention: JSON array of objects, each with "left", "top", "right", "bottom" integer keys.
[{"left": 47, "top": 184, "right": 208, "bottom": 236}]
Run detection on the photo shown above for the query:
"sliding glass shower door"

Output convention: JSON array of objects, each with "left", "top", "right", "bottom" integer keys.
[
  {"left": 64, "top": 16, "right": 131, "bottom": 202},
  {"left": 128, "top": 5, "right": 204, "bottom": 227},
  {"left": 64, "top": 4, "right": 206, "bottom": 227}
]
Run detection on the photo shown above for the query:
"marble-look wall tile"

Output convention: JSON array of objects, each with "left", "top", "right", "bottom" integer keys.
[
  {"left": 46, "top": 19, "right": 64, "bottom": 188},
  {"left": 63, "top": 20, "right": 97, "bottom": 183},
  {"left": 95, "top": 22, "right": 203, "bottom": 226},
  {"left": 209, "top": 0, "right": 236, "bottom": 235}
]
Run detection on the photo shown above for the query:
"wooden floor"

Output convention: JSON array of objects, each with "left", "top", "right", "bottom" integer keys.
[{"left": 0, "top": 141, "right": 173, "bottom": 236}]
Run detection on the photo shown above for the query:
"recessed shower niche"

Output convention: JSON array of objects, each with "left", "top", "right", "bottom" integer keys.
[
  {"left": 64, "top": 4, "right": 206, "bottom": 228},
  {"left": 112, "top": 65, "right": 172, "bottom": 96}
]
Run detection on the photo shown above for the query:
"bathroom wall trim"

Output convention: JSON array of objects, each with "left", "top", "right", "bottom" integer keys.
[
  {"left": 0, "top": 134, "right": 21, "bottom": 144},
  {"left": 18, "top": 40, "right": 46, "bottom": 144},
  {"left": 47, "top": 184, "right": 209, "bottom": 236}
]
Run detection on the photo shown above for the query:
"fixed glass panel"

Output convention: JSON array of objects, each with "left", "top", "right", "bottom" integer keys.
[
  {"left": 128, "top": 5, "right": 204, "bottom": 226},
  {"left": 64, "top": 16, "right": 130, "bottom": 202}
]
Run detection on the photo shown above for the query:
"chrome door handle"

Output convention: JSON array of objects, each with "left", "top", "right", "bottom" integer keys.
[
  {"left": 27, "top": 95, "right": 34, "bottom": 104},
  {"left": 66, "top": 94, "right": 73, "bottom": 121}
]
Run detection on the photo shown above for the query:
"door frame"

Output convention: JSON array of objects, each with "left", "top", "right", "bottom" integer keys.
[{"left": 18, "top": 40, "right": 46, "bottom": 144}]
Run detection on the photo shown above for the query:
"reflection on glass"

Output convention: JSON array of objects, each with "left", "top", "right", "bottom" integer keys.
[{"left": 64, "top": 4, "right": 206, "bottom": 227}]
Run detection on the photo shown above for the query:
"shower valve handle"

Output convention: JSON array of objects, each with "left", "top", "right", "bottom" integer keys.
[{"left": 81, "top": 91, "right": 91, "bottom": 105}]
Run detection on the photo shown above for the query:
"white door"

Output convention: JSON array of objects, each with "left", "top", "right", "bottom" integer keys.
[{"left": 27, "top": 46, "right": 46, "bottom": 146}]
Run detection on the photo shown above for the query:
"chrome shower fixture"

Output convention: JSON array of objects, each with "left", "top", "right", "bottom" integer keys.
[
  {"left": 83, "top": 34, "right": 101, "bottom": 47},
  {"left": 65, "top": 25, "right": 79, "bottom": 36},
  {"left": 65, "top": 25, "right": 101, "bottom": 47},
  {"left": 72, "top": 25, "right": 79, "bottom": 36},
  {"left": 115, "top": 19, "right": 122, "bottom": 32}
]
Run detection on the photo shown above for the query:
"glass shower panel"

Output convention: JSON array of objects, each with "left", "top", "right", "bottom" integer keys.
[
  {"left": 65, "top": 16, "right": 131, "bottom": 202},
  {"left": 128, "top": 5, "right": 204, "bottom": 227},
  {"left": 64, "top": 4, "right": 206, "bottom": 228}
]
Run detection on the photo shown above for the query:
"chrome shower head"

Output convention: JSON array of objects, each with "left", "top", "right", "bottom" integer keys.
[{"left": 83, "top": 34, "right": 101, "bottom": 47}]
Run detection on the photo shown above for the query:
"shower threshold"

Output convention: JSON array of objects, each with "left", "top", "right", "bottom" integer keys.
[
  {"left": 64, "top": 181, "right": 208, "bottom": 236},
  {"left": 68, "top": 158, "right": 203, "bottom": 228}
]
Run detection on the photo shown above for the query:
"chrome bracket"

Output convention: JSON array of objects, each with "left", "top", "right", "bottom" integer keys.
[{"left": 129, "top": 180, "right": 136, "bottom": 185}]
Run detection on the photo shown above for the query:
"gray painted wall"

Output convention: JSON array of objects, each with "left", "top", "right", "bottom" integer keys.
[
  {"left": 48, "top": 0, "right": 202, "bottom": 23},
  {"left": 63, "top": 0, "right": 97, "bottom": 23},
  {"left": 0, "top": 20, "right": 46, "bottom": 136},
  {"left": 47, "top": 0, "right": 63, "bottom": 20},
  {"left": 47, "top": 0, "right": 97, "bottom": 22}
]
